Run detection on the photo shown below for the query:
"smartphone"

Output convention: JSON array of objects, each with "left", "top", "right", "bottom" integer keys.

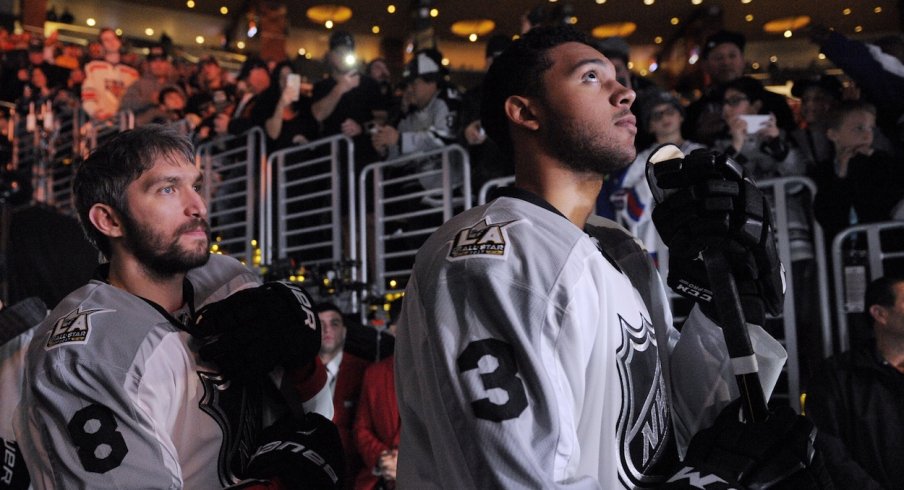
[
  {"left": 740, "top": 114, "right": 770, "bottom": 134},
  {"left": 286, "top": 73, "right": 301, "bottom": 102}
]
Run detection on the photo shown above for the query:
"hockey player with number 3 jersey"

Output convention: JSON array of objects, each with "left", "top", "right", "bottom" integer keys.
[{"left": 394, "top": 26, "right": 788, "bottom": 489}]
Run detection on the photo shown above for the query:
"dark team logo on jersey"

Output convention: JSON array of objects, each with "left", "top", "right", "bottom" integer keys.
[
  {"left": 198, "top": 372, "right": 263, "bottom": 486},
  {"left": 448, "top": 218, "right": 516, "bottom": 260},
  {"left": 615, "top": 314, "right": 678, "bottom": 487},
  {"left": 45, "top": 307, "right": 113, "bottom": 350},
  {"left": 1, "top": 437, "right": 30, "bottom": 488}
]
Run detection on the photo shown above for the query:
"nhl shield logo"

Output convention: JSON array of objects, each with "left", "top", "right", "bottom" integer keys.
[
  {"left": 45, "top": 307, "right": 113, "bottom": 350},
  {"left": 614, "top": 314, "right": 677, "bottom": 487}
]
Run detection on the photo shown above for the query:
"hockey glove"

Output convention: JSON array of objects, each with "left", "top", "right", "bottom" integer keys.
[
  {"left": 647, "top": 145, "right": 784, "bottom": 323},
  {"left": 241, "top": 413, "right": 345, "bottom": 489},
  {"left": 194, "top": 281, "right": 321, "bottom": 382},
  {"left": 663, "top": 400, "right": 834, "bottom": 489}
]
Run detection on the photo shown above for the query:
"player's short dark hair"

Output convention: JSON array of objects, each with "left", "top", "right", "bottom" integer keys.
[
  {"left": 864, "top": 275, "right": 904, "bottom": 323},
  {"left": 481, "top": 25, "right": 594, "bottom": 158},
  {"left": 314, "top": 302, "right": 343, "bottom": 316},
  {"left": 826, "top": 99, "right": 876, "bottom": 130},
  {"left": 73, "top": 124, "right": 194, "bottom": 258}
]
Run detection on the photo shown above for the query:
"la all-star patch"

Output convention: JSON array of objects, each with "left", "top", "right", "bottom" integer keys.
[
  {"left": 448, "top": 218, "right": 517, "bottom": 260},
  {"left": 45, "top": 307, "right": 114, "bottom": 349}
]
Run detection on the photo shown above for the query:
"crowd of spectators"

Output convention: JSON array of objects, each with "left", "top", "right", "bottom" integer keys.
[{"left": 2, "top": 18, "right": 904, "bottom": 489}]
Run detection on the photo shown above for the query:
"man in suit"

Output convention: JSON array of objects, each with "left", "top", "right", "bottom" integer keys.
[{"left": 317, "top": 302, "right": 371, "bottom": 489}]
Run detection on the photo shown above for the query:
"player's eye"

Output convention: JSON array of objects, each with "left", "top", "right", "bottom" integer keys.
[
  {"left": 161, "top": 185, "right": 175, "bottom": 194},
  {"left": 582, "top": 71, "right": 600, "bottom": 83},
  {"left": 192, "top": 183, "right": 203, "bottom": 193}
]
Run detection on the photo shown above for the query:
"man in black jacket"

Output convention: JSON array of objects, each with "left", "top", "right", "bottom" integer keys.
[{"left": 806, "top": 275, "right": 904, "bottom": 490}]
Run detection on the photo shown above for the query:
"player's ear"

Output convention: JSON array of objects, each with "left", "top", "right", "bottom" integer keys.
[
  {"left": 88, "top": 203, "right": 125, "bottom": 239},
  {"left": 504, "top": 95, "right": 540, "bottom": 132},
  {"left": 869, "top": 304, "right": 887, "bottom": 326}
]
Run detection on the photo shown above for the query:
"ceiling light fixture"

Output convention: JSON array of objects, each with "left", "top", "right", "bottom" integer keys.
[
  {"left": 451, "top": 19, "right": 496, "bottom": 39},
  {"left": 763, "top": 15, "right": 810, "bottom": 34},
  {"left": 306, "top": 4, "right": 353, "bottom": 27},
  {"left": 592, "top": 22, "right": 637, "bottom": 38}
]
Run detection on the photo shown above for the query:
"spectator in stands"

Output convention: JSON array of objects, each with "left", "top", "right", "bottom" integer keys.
[
  {"left": 312, "top": 31, "right": 387, "bottom": 166},
  {"left": 122, "top": 45, "right": 179, "bottom": 125},
  {"left": 460, "top": 34, "right": 513, "bottom": 194},
  {"left": 25, "top": 37, "right": 68, "bottom": 91},
  {"left": 806, "top": 274, "right": 904, "bottom": 490},
  {"left": 604, "top": 90, "right": 705, "bottom": 263},
  {"left": 318, "top": 302, "right": 371, "bottom": 490},
  {"left": 81, "top": 28, "right": 139, "bottom": 120},
  {"left": 683, "top": 30, "right": 795, "bottom": 146},
  {"left": 365, "top": 57, "right": 396, "bottom": 119},
  {"left": 371, "top": 48, "right": 462, "bottom": 199},
  {"left": 265, "top": 60, "right": 318, "bottom": 151},
  {"left": 138, "top": 85, "right": 187, "bottom": 126},
  {"left": 790, "top": 75, "right": 843, "bottom": 171},
  {"left": 185, "top": 56, "right": 236, "bottom": 143},
  {"left": 353, "top": 301, "right": 402, "bottom": 490},
  {"left": 215, "top": 57, "right": 274, "bottom": 137},
  {"left": 807, "top": 25, "right": 904, "bottom": 149},
  {"left": 813, "top": 100, "right": 904, "bottom": 244}
]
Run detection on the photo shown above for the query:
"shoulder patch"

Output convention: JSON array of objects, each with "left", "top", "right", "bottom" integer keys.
[
  {"left": 448, "top": 218, "right": 517, "bottom": 261},
  {"left": 45, "top": 307, "right": 114, "bottom": 350}
]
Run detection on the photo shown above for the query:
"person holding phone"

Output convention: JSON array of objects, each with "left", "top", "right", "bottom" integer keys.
[
  {"left": 265, "top": 61, "right": 318, "bottom": 152},
  {"left": 716, "top": 76, "right": 805, "bottom": 181}
]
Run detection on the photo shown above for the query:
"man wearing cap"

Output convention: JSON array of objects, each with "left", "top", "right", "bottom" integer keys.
[
  {"left": 312, "top": 31, "right": 387, "bottom": 167},
  {"left": 371, "top": 48, "right": 462, "bottom": 195},
  {"left": 121, "top": 45, "right": 180, "bottom": 125},
  {"left": 683, "top": 30, "right": 794, "bottom": 146},
  {"left": 80, "top": 28, "right": 139, "bottom": 120}
]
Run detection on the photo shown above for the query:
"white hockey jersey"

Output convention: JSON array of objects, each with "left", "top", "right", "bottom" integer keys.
[
  {"left": 13, "top": 254, "right": 332, "bottom": 489},
  {"left": 394, "top": 187, "right": 786, "bottom": 489},
  {"left": 80, "top": 60, "right": 139, "bottom": 119}
]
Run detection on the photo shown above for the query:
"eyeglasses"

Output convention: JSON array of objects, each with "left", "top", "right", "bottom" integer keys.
[
  {"left": 650, "top": 106, "right": 679, "bottom": 122},
  {"left": 723, "top": 95, "right": 748, "bottom": 107}
]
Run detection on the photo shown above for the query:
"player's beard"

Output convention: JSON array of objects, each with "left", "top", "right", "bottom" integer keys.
[
  {"left": 541, "top": 105, "right": 636, "bottom": 176},
  {"left": 121, "top": 212, "right": 211, "bottom": 279}
]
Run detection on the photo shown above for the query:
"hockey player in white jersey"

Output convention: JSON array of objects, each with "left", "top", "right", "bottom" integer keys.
[
  {"left": 13, "top": 125, "right": 344, "bottom": 489},
  {"left": 394, "top": 25, "right": 811, "bottom": 489}
]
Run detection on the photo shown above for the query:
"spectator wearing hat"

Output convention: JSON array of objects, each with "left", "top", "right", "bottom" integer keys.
[
  {"left": 683, "top": 30, "right": 795, "bottom": 147},
  {"left": 602, "top": 90, "right": 705, "bottom": 263},
  {"left": 80, "top": 28, "right": 139, "bottom": 120},
  {"left": 371, "top": 48, "right": 462, "bottom": 197},
  {"left": 790, "top": 75, "right": 843, "bottom": 171},
  {"left": 121, "top": 45, "right": 179, "bottom": 125},
  {"left": 312, "top": 31, "right": 388, "bottom": 167}
]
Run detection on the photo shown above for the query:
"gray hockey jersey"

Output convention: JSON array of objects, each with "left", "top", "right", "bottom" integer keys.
[{"left": 394, "top": 188, "right": 786, "bottom": 489}]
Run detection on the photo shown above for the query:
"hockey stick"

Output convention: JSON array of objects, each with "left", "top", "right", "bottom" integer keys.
[{"left": 647, "top": 144, "right": 769, "bottom": 424}]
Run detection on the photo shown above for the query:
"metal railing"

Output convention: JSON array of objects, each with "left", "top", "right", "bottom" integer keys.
[
  {"left": 831, "top": 221, "right": 904, "bottom": 353},
  {"left": 358, "top": 145, "right": 471, "bottom": 301},
  {"left": 196, "top": 128, "right": 266, "bottom": 266},
  {"left": 266, "top": 135, "right": 359, "bottom": 311}
]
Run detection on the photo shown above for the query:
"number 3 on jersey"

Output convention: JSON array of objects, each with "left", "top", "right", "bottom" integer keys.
[
  {"left": 67, "top": 404, "right": 129, "bottom": 473},
  {"left": 457, "top": 339, "right": 528, "bottom": 422}
]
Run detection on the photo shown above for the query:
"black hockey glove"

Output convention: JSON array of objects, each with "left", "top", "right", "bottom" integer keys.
[
  {"left": 647, "top": 145, "right": 784, "bottom": 324},
  {"left": 241, "top": 413, "right": 345, "bottom": 489},
  {"left": 194, "top": 281, "right": 321, "bottom": 382},
  {"left": 662, "top": 400, "right": 834, "bottom": 489}
]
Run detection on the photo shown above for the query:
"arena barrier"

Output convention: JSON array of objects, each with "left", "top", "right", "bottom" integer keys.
[
  {"left": 358, "top": 145, "right": 471, "bottom": 302},
  {"left": 265, "top": 135, "right": 360, "bottom": 313},
  {"left": 196, "top": 127, "right": 266, "bottom": 266},
  {"left": 831, "top": 220, "right": 904, "bottom": 353}
]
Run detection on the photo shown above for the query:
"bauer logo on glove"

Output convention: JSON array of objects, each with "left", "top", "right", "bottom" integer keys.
[{"left": 193, "top": 281, "right": 322, "bottom": 382}]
